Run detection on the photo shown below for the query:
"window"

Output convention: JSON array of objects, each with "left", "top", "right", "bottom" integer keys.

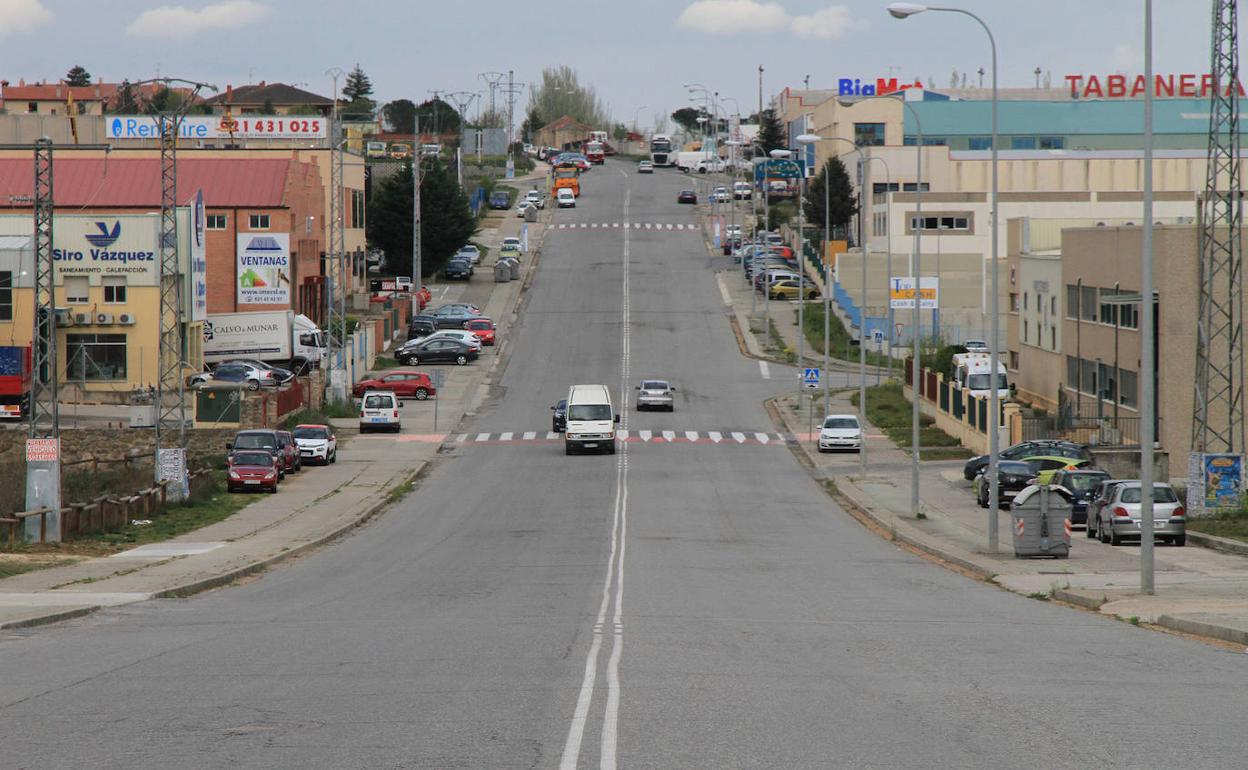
[
  {"left": 1011, "top": 136, "right": 1037, "bottom": 150},
  {"left": 0, "top": 271, "right": 11, "bottom": 321},
  {"left": 903, "top": 136, "right": 947, "bottom": 146},
  {"left": 1050, "top": 326, "right": 1057, "bottom": 350},
  {"left": 206, "top": 214, "right": 227, "bottom": 230},
  {"left": 64, "top": 276, "right": 89, "bottom": 304},
  {"left": 1038, "top": 136, "right": 1065, "bottom": 150},
  {"left": 1080, "top": 286, "right": 1098, "bottom": 321},
  {"left": 26, "top": 102, "right": 37, "bottom": 113},
  {"left": 853, "top": 122, "right": 886, "bottom": 147},
  {"left": 1065, "top": 284, "right": 1080, "bottom": 319},
  {"left": 249, "top": 213, "right": 270, "bottom": 230},
  {"left": 1099, "top": 288, "right": 1119, "bottom": 325},
  {"left": 1009, "top": 293, "right": 1019, "bottom": 312},
  {"left": 1009, "top": 351, "right": 1019, "bottom": 370},
  {"left": 1066, "top": 356, "right": 1079, "bottom": 389},
  {"left": 351, "top": 190, "right": 366, "bottom": 228},
  {"left": 1023, "top": 319, "right": 1029, "bottom": 342},
  {"left": 907, "top": 214, "right": 971, "bottom": 233},
  {"left": 66, "top": 334, "right": 127, "bottom": 381},
  {"left": 103, "top": 277, "right": 126, "bottom": 304},
  {"left": 1051, "top": 296, "right": 1057, "bottom": 315},
  {"left": 1119, "top": 302, "right": 1139, "bottom": 329},
  {"left": 1081, "top": 358, "right": 1098, "bottom": 395},
  {"left": 901, "top": 182, "right": 931, "bottom": 192},
  {"left": 968, "top": 136, "right": 992, "bottom": 150},
  {"left": 1120, "top": 369, "right": 1139, "bottom": 409}
]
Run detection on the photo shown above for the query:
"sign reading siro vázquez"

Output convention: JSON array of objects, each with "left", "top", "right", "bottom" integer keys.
[
  {"left": 107, "top": 115, "right": 327, "bottom": 140},
  {"left": 51, "top": 215, "right": 160, "bottom": 281}
]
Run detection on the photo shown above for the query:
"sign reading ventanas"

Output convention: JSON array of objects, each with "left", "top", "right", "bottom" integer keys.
[{"left": 237, "top": 233, "right": 291, "bottom": 305}]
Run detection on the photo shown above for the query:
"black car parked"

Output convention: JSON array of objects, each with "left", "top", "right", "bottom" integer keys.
[
  {"left": 1051, "top": 468, "right": 1112, "bottom": 526},
  {"left": 444, "top": 259, "right": 473, "bottom": 280},
  {"left": 408, "top": 317, "right": 437, "bottom": 339},
  {"left": 963, "top": 440, "right": 1092, "bottom": 480},
  {"left": 551, "top": 399, "right": 568, "bottom": 432},
  {"left": 399, "top": 338, "right": 479, "bottom": 366}
]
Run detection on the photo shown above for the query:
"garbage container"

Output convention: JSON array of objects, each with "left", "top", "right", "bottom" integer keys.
[
  {"left": 506, "top": 257, "right": 521, "bottom": 280},
  {"left": 1010, "top": 485, "right": 1072, "bottom": 558},
  {"left": 494, "top": 261, "right": 511, "bottom": 282},
  {"left": 525, "top": 206, "right": 538, "bottom": 223}
]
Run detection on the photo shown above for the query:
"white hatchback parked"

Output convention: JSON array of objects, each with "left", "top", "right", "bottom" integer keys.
[{"left": 359, "top": 390, "right": 402, "bottom": 433}]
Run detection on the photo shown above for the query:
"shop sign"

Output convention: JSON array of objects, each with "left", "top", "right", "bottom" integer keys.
[
  {"left": 1064, "top": 74, "right": 1246, "bottom": 99},
  {"left": 890, "top": 276, "right": 939, "bottom": 309},
  {"left": 107, "top": 115, "right": 326, "bottom": 140},
  {"left": 52, "top": 217, "right": 159, "bottom": 282},
  {"left": 838, "top": 77, "right": 925, "bottom": 97},
  {"left": 237, "top": 233, "right": 291, "bottom": 305}
]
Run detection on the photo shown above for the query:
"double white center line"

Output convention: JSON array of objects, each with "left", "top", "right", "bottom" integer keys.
[{"left": 561, "top": 188, "right": 631, "bottom": 770}]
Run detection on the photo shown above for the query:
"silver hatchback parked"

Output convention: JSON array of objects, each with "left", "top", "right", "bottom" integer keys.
[{"left": 1094, "top": 481, "right": 1186, "bottom": 547}]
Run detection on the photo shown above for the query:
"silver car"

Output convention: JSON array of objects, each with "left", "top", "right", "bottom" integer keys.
[
  {"left": 1094, "top": 481, "right": 1186, "bottom": 547},
  {"left": 635, "top": 380, "right": 675, "bottom": 411}
]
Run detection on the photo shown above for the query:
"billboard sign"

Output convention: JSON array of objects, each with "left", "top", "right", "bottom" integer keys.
[
  {"left": 190, "top": 190, "right": 208, "bottom": 321},
  {"left": 107, "top": 115, "right": 326, "bottom": 140},
  {"left": 51, "top": 215, "right": 160, "bottom": 282},
  {"left": 890, "top": 276, "right": 939, "bottom": 309},
  {"left": 236, "top": 233, "right": 291, "bottom": 305}
]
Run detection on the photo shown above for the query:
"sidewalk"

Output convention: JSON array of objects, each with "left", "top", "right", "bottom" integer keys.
[{"left": 0, "top": 208, "right": 547, "bottom": 631}]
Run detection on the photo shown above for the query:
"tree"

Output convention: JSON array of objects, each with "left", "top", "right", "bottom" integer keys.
[
  {"left": 527, "top": 66, "right": 609, "bottom": 130},
  {"left": 111, "top": 79, "right": 139, "bottom": 114},
  {"left": 366, "top": 159, "right": 476, "bottom": 278},
  {"left": 414, "top": 98, "right": 460, "bottom": 135},
  {"left": 520, "top": 106, "right": 544, "bottom": 140},
  {"left": 670, "top": 107, "right": 707, "bottom": 134},
  {"left": 144, "top": 86, "right": 185, "bottom": 115},
  {"left": 474, "top": 108, "right": 505, "bottom": 129},
  {"left": 756, "top": 108, "right": 786, "bottom": 154},
  {"left": 611, "top": 123, "right": 628, "bottom": 143},
  {"left": 382, "top": 99, "right": 417, "bottom": 133},
  {"left": 262, "top": 98, "right": 275, "bottom": 114},
  {"left": 342, "top": 63, "right": 373, "bottom": 102},
  {"left": 802, "top": 157, "right": 858, "bottom": 233},
  {"left": 64, "top": 65, "right": 91, "bottom": 87}
]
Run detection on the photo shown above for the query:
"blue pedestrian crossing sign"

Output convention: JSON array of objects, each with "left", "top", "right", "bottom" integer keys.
[{"left": 803, "top": 367, "right": 820, "bottom": 390}]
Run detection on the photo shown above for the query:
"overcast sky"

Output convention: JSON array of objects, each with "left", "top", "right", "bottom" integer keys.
[{"left": 0, "top": 0, "right": 1223, "bottom": 127}]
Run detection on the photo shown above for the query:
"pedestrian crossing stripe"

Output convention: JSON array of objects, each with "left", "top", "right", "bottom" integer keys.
[
  {"left": 364, "top": 430, "right": 800, "bottom": 446},
  {"left": 552, "top": 223, "right": 697, "bottom": 231}
]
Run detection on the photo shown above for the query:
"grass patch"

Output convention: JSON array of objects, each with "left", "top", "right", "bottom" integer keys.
[
  {"left": 387, "top": 474, "right": 418, "bottom": 505},
  {"left": 800, "top": 301, "right": 893, "bottom": 368},
  {"left": 1186, "top": 509, "right": 1248, "bottom": 543},
  {"left": 282, "top": 403, "right": 358, "bottom": 430},
  {"left": 850, "top": 383, "right": 966, "bottom": 457},
  {"left": 0, "top": 557, "right": 72, "bottom": 579},
  {"left": 372, "top": 355, "right": 402, "bottom": 370},
  {"left": 765, "top": 319, "right": 796, "bottom": 363},
  {"left": 1026, "top": 591, "right": 1051, "bottom": 601}
]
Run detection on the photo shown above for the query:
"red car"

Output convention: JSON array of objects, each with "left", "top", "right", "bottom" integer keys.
[
  {"left": 227, "top": 450, "right": 280, "bottom": 493},
  {"left": 351, "top": 370, "right": 436, "bottom": 400},
  {"left": 464, "top": 318, "right": 496, "bottom": 346}
]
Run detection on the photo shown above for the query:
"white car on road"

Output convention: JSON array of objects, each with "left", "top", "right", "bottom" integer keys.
[
  {"left": 818, "top": 414, "right": 862, "bottom": 452},
  {"left": 557, "top": 188, "right": 576, "bottom": 208}
]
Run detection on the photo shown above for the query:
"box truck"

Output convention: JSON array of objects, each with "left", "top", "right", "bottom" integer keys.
[{"left": 203, "top": 311, "right": 327, "bottom": 374}]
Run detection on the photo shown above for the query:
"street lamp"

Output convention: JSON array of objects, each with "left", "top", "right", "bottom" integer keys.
[
  {"left": 889, "top": 1, "right": 1001, "bottom": 550},
  {"left": 763, "top": 147, "right": 791, "bottom": 345}
]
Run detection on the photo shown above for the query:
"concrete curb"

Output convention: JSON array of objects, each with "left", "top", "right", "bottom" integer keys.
[
  {"left": 1188, "top": 530, "right": 1248, "bottom": 556},
  {"left": 1155, "top": 613, "right": 1248, "bottom": 646},
  {"left": 0, "top": 605, "right": 100, "bottom": 631}
]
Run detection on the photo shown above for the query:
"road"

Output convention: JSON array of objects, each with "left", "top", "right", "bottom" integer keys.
[{"left": 3, "top": 160, "right": 1247, "bottom": 769}]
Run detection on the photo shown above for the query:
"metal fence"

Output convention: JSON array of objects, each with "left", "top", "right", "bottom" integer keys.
[{"left": 1020, "top": 413, "right": 1141, "bottom": 447}]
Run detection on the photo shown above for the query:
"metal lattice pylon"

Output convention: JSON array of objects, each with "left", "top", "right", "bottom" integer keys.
[
  {"left": 155, "top": 114, "right": 186, "bottom": 450},
  {"left": 28, "top": 138, "right": 57, "bottom": 439},
  {"left": 326, "top": 108, "right": 348, "bottom": 384},
  {"left": 1193, "top": 0, "right": 1245, "bottom": 453}
]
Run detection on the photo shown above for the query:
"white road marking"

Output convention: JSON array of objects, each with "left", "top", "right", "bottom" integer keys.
[
  {"left": 708, "top": 431, "right": 723, "bottom": 443},
  {"left": 580, "top": 223, "right": 587, "bottom": 228},
  {"left": 454, "top": 433, "right": 467, "bottom": 443},
  {"left": 755, "top": 432, "right": 771, "bottom": 445},
  {"left": 716, "top": 274, "right": 732, "bottom": 306},
  {"left": 644, "top": 223, "right": 652, "bottom": 229},
  {"left": 499, "top": 431, "right": 513, "bottom": 441},
  {"left": 759, "top": 360, "right": 771, "bottom": 379},
  {"left": 522, "top": 431, "right": 536, "bottom": 440},
  {"left": 617, "top": 429, "right": 629, "bottom": 440},
  {"left": 732, "top": 431, "right": 746, "bottom": 444},
  {"left": 475, "top": 433, "right": 491, "bottom": 442},
  {"left": 639, "top": 430, "right": 652, "bottom": 442},
  {"left": 613, "top": 222, "right": 619, "bottom": 228},
  {"left": 546, "top": 431, "right": 559, "bottom": 440},
  {"left": 666, "top": 223, "right": 673, "bottom": 230},
  {"left": 662, "top": 430, "right": 675, "bottom": 442},
  {"left": 685, "top": 430, "right": 699, "bottom": 442}
]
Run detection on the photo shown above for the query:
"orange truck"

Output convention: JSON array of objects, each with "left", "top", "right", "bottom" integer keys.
[{"left": 552, "top": 161, "right": 581, "bottom": 196}]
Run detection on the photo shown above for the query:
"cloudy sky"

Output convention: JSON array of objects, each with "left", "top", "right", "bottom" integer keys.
[{"left": 0, "top": 0, "right": 1222, "bottom": 126}]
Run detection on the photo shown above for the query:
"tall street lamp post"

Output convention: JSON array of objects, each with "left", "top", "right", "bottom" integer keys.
[{"left": 890, "top": 2, "right": 1000, "bottom": 547}]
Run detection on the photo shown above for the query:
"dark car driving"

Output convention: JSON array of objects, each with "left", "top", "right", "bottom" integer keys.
[
  {"left": 489, "top": 191, "right": 511, "bottom": 209},
  {"left": 551, "top": 399, "right": 568, "bottom": 432},
  {"left": 963, "top": 440, "right": 1092, "bottom": 480},
  {"left": 444, "top": 259, "right": 473, "bottom": 280},
  {"left": 1051, "top": 468, "right": 1112, "bottom": 526},
  {"left": 677, "top": 189, "right": 697, "bottom": 204},
  {"left": 398, "top": 338, "right": 479, "bottom": 366}
]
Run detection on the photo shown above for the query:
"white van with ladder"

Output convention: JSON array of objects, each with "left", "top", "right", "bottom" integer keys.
[{"left": 564, "top": 384, "right": 619, "bottom": 455}]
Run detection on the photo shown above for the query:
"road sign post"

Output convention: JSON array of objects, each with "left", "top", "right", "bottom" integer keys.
[{"left": 430, "top": 369, "right": 446, "bottom": 431}]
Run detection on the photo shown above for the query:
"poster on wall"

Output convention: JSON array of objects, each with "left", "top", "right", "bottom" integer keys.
[
  {"left": 191, "top": 190, "right": 208, "bottom": 321},
  {"left": 236, "top": 232, "right": 291, "bottom": 305},
  {"left": 1187, "top": 452, "right": 1244, "bottom": 516}
]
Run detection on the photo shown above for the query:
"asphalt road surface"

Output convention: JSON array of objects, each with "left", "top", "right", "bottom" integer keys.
[{"left": 3, "top": 160, "right": 1247, "bottom": 769}]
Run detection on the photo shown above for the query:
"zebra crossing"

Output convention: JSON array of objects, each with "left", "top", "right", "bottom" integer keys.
[
  {"left": 366, "top": 429, "right": 800, "bottom": 446},
  {"left": 552, "top": 222, "right": 698, "bottom": 231}
]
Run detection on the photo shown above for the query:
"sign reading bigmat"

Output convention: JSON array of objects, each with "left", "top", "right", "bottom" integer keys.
[{"left": 237, "top": 233, "right": 291, "bottom": 306}]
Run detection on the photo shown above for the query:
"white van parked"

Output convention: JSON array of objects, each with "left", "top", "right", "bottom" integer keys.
[
  {"left": 564, "top": 384, "right": 619, "bottom": 455},
  {"left": 557, "top": 188, "right": 576, "bottom": 208},
  {"left": 359, "top": 390, "right": 401, "bottom": 433}
]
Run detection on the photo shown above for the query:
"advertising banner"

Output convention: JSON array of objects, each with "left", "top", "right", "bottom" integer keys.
[
  {"left": 236, "top": 233, "right": 291, "bottom": 305},
  {"left": 107, "top": 115, "right": 326, "bottom": 140},
  {"left": 190, "top": 190, "right": 208, "bottom": 321},
  {"left": 52, "top": 215, "right": 160, "bottom": 283},
  {"left": 889, "top": 276, "right": 939, "bottom": 309}
]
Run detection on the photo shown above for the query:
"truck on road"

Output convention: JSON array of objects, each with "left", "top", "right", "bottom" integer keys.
[
  {"left": 585, "top": 140, "right": 605, "bottom": 165},
  {"left": 0, "top": 345, "right": 31, "bottom": 419},
  {"left": 204, "top": 311, "right": 327, "bottom": 374}
]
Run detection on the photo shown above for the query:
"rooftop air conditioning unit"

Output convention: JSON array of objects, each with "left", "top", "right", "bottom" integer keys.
[
  {"left": 95, "top": 312, "right": 114, "bottom": 325},
  {"left": 118, "top": 313, "right": 136, "bottom": 325},
  {"left": 72, "top": 312, "right": 91, "bottom": 326}
]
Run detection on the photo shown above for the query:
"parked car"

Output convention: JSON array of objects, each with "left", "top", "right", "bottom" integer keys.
[
  {"left": 500, "top": 237, "right": 521, "bottom": 253},
  {"left": 419, "top": 305, "right": 481, "bottom": 329},
  {"left": 423, "top": 329, "right": 483, "bottom": 352},
  {"left": 516, "top": 201, "right": 535, "bottom": 217},
  {"left": 352, "top": 370, "right": 436, "bottom": 400},
  {"left": 226, "top": 450, "right": 280, "bottom": 493},
  {"left": 293, "top": 423, "right": 337, "bottom": 465},
  {"left": 228, "top": 429, "right": 290, "bottom": 478},
  {"left": 1086, "top": 480, "right": 1129, "bottom": 540},
  {"left": 408, "top": 316, "right": 437, "bottom": 340},
  {"left": 711, "top": 186, "right": 731, "bottom": 203},
  {"left": 638, "top": 160, "right": 654, "bottom": 173},
  {"left": 1024, "top": 455, "right": 1093, "bottom": 484},
  {"left": 444, "top": 259, "right": 474, "bottom": 280},
  {"left": 489, "top": 191, "right": 511, "bottom": 210},
  {"left": 189, "top": 362, "right": 276, "bottom": 390},
  {"left": 721, "top": 236, "right": 743, "bottom": 255},
  {"left": 677, "top": 189, "right": 697, "bottom": 204},
  {"left": 499, "top": 245, "right": 521, "bottom": 260},
  {"left": 525, "top": 190, "right": 546, "bottom": 209},
  {"left": 1051, "top": 468, "right": 1111, "bottom": 527},
  {"left": 975, "top": 460, "right": 1038, "bottom": 508},
  {"left": 551, "top": 398, "right": 568, "bottom": 432},
  {"left": 769, "top": 278, "right": 820, "bottom": 300},
  {"left": 557, "top": 188, "right": 576, "bottom": 208},
  {"left": 275, "top": 430, "right": 302, "bottom": 473},
  {"left": 455, "top": 245, "right": 481, "bottom": 264},
  {"left": 818, "top": 414, "right": 862, "bottom": 452},
  {"left": 1093, "top": 481, "right": 1186, "bottom": 546},
  {"left": 464, "top": 317, "right": 496, "bottom": 346},
  {"left": 359, "top": 390, "right": 402, "bottom": 433},
  {"left": 963, "top": 440, "right": 1092, "bottom": 480},
  {"left": 399, "top": 338, "right": 479, "bottom": 366},
  {"left": 215, "top": 359, "right": 295, "bottom": 384},
  {"left": 635, "top": 379, "right": 675, "bottom": 411}
]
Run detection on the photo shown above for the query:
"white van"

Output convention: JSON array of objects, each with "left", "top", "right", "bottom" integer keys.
[
  {"left": 359, "top": 390, "right": 401, "bottom": 433},
  {"left": 564, "top": 384, "right": 618, "bottom": 455},
  {"left": 953, "top": 354, "right": 1009, "bottom": 399},
  {"left": 557, "top": 188, "right": 576, "bottom": 208}
]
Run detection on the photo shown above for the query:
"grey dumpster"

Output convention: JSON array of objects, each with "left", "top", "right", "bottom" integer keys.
[
  {"left": 525, "top": 206, "right": 538, "bottom": 222},
  {"left": 494, "top": 261, "right": 511, "bottom": 282},
  {"left": 1010, "top": 485, "right": 1072, "bottom": 558},
  {"left": 506, "top": 257, "right": 521, "bottom": 280}
]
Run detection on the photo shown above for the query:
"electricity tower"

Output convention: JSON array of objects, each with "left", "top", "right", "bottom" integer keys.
[
  {"left": 326, "top": 68, "right": 349, "bottom": 402},
  {"left": 1193, "top": 0, "right": 1244, "bottom": 454},
  {"left": 479, "top": 72, "right": 506, "bottom": 126}
]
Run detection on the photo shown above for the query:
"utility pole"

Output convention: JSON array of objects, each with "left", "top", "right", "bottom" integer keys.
[
  {"left": 480, "top": 71, "right": 505, "bottom": 125},
  {"left": 413, "top": 135, "right": 423, "bottom": 299},
  {"left": 25, "top": 137, "right": 60, "bottom": 540},
  {"left": 326, "top": 68, "right": 348, "bottom": 403},
  {"left": 446, "top": 91, "right": 480, "bottom": 189}
]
